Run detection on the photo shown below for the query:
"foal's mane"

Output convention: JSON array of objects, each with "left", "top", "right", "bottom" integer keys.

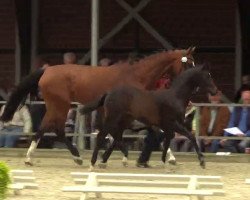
[{"left": 171, "top": 67, "right": 201, "bottom": 88}]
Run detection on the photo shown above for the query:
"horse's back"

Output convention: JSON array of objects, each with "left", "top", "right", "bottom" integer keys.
[
  {"left": 39, "top": 65, "right": 122, "bottom": 103},
  {"left": 105, "top": 86, "right": 160, "bottom": 125}
]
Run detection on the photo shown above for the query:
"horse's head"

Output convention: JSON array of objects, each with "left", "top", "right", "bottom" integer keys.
[
  {"left": 195, "top": 64, "right": 218, "bottom": 96},
  {"left": 167, "top": 46, "right": 196, "bottom": 78}
]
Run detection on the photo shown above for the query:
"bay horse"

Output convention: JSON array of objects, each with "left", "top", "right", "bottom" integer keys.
[
  {"left": 0, "top": 47, "right": 195, "bottom": 166},
  {"left": 80, "top": 65, "right": 217, "bottom": 169}
]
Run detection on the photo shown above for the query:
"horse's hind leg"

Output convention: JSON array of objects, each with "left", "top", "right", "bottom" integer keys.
[
  {"left": 58, "top": 132, "right": 82, "bottom": 165},
  {"left": 25, "top": 129, "right": 45, "bottom": 166},
  {"left": 90, "top": 131, "right": 106, "bottom": 170},
  {"left": 100, "top": 139, "right": 116, "bottom": 168},
  {"left": 25, "top": 110, "right": 57, "bottom": 166},
  {"left": 101, "top": 135, "right": 127, "bottom": 167}
]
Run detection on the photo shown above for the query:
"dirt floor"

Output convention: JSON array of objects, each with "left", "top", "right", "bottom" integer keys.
[{"left": 1, "top": 149, "right": 250, "bottom": 200}]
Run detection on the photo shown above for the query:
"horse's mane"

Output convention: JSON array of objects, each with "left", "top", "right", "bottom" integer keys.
[
  {"left": 134, "top": 50, "right": 176, "bottom": 65},
  {"left": 111, "top": 49, "right": 178, "bottom": 69},
  {"left": 171, "top": 67, "right": 202, "bottom": 88}
]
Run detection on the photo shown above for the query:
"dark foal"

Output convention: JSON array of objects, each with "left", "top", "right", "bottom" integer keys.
[{"left": 81, "top": 65, "right": 217, "bottom": 170}]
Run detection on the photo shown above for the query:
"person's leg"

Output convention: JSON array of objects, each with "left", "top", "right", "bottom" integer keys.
[
  {"left": 238, "top": 140, "right": 250, "bottom": 153},
  {"left": 5, "top": 134, "right": 20, "bottom": 147},
  {"left": 223, "top": 140, "right": 239, "bottom": 153},
  {"left": 181, "top": 139, "right": 193, "bottom": 152},
  {"left": 4, "top": 126, "right": 22, "bottom": 147},
  {"left": 0, "top": 133, "right": 7, "bottom": 147},
  {"left": 210, "top": 139, "right": 220, "bottom": 153},
  {"left": 170, "top": 138, "right": 178, "bottom": 152}
]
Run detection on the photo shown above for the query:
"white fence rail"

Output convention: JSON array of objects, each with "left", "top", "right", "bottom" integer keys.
[{"left": 62, "top": 172, "right": 225, "bottom": 200}]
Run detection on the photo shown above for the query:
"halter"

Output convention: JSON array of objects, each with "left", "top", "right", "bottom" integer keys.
[{"left": 181, "top": 51, "right": 195, "bottom": 69}]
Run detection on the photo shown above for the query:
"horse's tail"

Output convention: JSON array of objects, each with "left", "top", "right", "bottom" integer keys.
[
  {"left": 0, "top": 68, "right": 45, "bottom": 122},
  {"left": 80, "top": 93, "right": 107, "bottom": 115}
]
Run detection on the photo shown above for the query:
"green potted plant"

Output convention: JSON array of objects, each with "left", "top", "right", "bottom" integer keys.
[{"left": 0, "top": 162, "right": 11, "bottom": 199}]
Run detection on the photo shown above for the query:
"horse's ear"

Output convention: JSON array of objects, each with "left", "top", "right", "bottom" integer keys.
[
  {"left": 186, "top": 46, "right": 192, "bottom": 54},
  {"left": 186, "top": 46, "right": 196, "bottom": 54},
  {"left": 191, "top": 46, "right": 196, "bottom": 53}
]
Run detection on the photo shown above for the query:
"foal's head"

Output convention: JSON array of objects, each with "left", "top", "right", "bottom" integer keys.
[{"left": 192, "top": 64, "right": 218, "bottom": 96}]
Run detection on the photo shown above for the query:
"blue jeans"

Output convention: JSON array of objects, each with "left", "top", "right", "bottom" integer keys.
[
  {"left": 210, "top": 139, "right": 221, "bottom": 153},
  {"left": 0, "top": 126, "right": 22, "bottom": 147}
]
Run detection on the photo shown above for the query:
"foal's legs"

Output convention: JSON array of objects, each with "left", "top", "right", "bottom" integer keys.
[
  {"left": 174, "top": 121, "right": 205, "bottom": 168},
  {"left": 101, "top": 114, "right": 131, "bottom": 167},
  {"left": 101, "top": 138, "right": 128, "bottom": 167},
  {"left": 100, "top": 139, "right": 116, "bottom": 166},
  {"left": 90, "top": 130, "right": 107, "bottom": 170}
]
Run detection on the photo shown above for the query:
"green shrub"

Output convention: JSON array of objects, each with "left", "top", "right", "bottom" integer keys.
[{"left": 0, "top": 162, "right": 11, "bottom": 199}]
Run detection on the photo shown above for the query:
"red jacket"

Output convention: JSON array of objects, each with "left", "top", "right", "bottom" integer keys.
[{"left": 155, "top": 76, "right": 171, "bottom": 89}]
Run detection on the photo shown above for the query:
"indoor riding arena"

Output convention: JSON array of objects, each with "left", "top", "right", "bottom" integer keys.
[{"left": 0, "top": 0, "right": 250, "bottom": 200}]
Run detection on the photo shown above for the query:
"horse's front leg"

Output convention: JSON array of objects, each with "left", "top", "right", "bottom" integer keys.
[
  {"left": 174, "top": 121, "right": 205, "bottom": 169},
  {"left": 161, "top": 132, "right": 175, "bottom": 164},
  {"left": 167, "top": 148, "right": 176, "bottom": 165},
  {"left": 63, "top": 136, "right": 82, "bottom": 165},
  {"left": 117, "top": 140, "right": 129, "bottom": 167}
]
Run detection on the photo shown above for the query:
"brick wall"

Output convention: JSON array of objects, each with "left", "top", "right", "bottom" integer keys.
[
  {"left": 38, "top": 0, "right": 236, "bottom": 49},
  {"left": 0, "top": 0, "right": 15, "bottom": 86}
]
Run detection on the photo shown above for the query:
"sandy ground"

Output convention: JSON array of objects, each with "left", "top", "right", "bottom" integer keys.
[{"left": 1, "top": 149, "right": 250, "bottom": 200}]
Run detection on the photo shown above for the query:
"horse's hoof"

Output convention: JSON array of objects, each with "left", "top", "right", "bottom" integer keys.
[
  {"left": 168, "top": 159, "right": 177, "bottom": 165},
  {"left": 73, "top": 157, "right": 83, "bottom": 165},
  {"left": 122, "top": 157, "right": 128, "bottom": 167},
  {"left": 122, "top": 161, "right": 128, "bottom": 167},
  {"left": 24, "top": 161, "right": 33, "bottom": 166},
  {"left": 98, "top": 162, "right": 107, "bottom": 169},
  {"left": 136, "top": 162, "right": 151, "bottom": 168},
  {"left": 89, "top": 165, "right": 94, "bottom": 172},
  {"left": 200, "top": 161, "right": 206, "bottom": 169},
  {"left": 24, "top": 158, "right": 33, "bottom": 166}
]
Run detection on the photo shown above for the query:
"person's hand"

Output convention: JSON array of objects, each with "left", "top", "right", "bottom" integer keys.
[
  {"left": 236, "top": 133, "right": 245, "bottom": 137},
  {"left": 220, "top": 139, "right": 227, "bottom": 146},
  {"left": 203, "top": 139, "right": 211, "bottom": 146}
]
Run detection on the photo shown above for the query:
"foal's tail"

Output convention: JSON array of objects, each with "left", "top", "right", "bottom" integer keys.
[
  {"left": 0, "top": 68, "right": 45, "bottom": 122},
  {"left": 80, "top": 93, "right": 107, "bottom": 115}
]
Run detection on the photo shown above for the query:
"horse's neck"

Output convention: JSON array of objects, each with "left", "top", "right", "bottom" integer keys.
[
  {"left": 172, "top": 81, "right": 194, "bottom": 105},
  {"left": 132, "top": 52, "right": 175, "bottom": 89}
]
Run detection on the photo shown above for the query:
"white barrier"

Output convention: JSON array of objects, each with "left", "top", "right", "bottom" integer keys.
[
  {"left": 62, "top": 172, "right": 225, "bottom": 200},
  {"left": 9, "top": 170, "right": 38, "bottom": 195},
  {"left": 246, "top": 179, "right": 250, "bottom": 184}
]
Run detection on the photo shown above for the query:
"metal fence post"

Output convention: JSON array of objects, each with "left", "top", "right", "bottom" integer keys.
[{"left": 195, "top": 106, "right": 201, "bottom": 148}]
